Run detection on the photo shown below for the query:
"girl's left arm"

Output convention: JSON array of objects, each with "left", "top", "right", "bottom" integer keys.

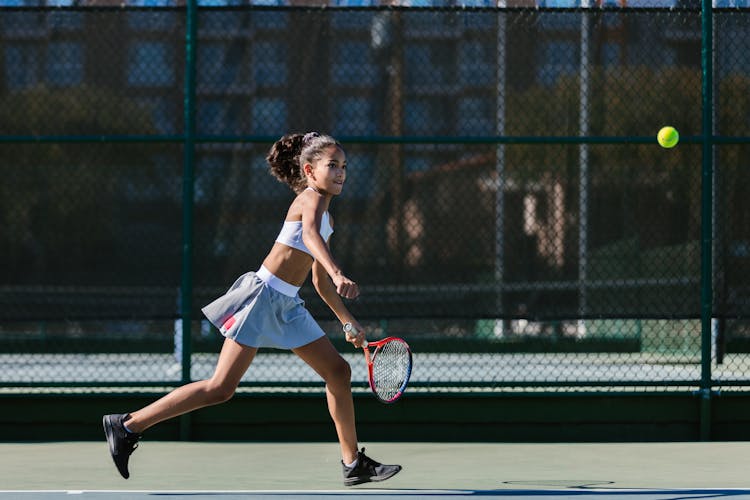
[{"left": 312, "top": 258, "right": 366, "bottom": 347}]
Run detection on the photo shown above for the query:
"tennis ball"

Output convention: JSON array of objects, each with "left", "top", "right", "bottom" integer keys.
[{"left": 657, "top": 126, "right": 679, "bottom": 148}]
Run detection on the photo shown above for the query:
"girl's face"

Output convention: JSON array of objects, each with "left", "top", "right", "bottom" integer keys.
[{"left": 306, "top": 145, "right": 347, "bottom": 196}]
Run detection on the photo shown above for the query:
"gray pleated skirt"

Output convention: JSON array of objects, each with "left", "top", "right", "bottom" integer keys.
[{"left": 201, "top": 269, "right": 325, "bottom": 350}]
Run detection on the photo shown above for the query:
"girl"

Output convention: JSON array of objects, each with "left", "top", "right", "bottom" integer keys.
[{"left": 103, "top": 132, "right": 401, "bottom": 487}]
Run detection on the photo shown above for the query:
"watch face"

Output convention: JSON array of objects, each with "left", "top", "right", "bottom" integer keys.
[{"left": 343, "top": 323, "right": 353, "bottom": 332}]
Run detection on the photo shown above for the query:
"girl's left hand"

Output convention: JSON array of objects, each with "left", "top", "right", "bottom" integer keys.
[{"left": 332, "top": 273, "right": 359, "bottom": 299}]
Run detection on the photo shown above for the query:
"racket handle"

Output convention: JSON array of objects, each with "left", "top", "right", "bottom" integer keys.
[{"left": 344, "top": 322, "right": 368, "bottom": 347}]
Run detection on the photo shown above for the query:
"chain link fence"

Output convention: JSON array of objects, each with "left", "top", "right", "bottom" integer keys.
[{"left": 1, "top": 5, "right": 749, "bottom": 392}]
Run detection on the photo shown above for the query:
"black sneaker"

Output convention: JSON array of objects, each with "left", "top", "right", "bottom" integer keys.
[
  {"left": 102, "top": 413, "right": 141, "bottom": 479},
  {"left": 342, "top": 447, "right": 402, "bottom": 486}
]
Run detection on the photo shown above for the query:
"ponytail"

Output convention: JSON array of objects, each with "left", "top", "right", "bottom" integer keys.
[{"left": 266, "top": 133, "right": 307, "bottom": 193}]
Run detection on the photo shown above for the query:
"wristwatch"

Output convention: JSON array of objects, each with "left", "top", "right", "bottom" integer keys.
[{"left": 343, "top": 322, "right": 354, "bottom": 335}]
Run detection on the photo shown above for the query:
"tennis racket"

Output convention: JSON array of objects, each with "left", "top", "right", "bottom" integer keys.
[
  {"left": 343, "top": 323, "right": 413, "bottom": 403},
  {"left": 362, "top": 337, "right": 413, "bottom": 404}
]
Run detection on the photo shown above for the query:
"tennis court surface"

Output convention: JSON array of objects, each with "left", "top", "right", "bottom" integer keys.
[{"left": 2, "top": 441, "right": 750, "bottom": 499}]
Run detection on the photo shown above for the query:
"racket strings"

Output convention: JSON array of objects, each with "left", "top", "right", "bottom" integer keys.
[{"left": 371, "top": 340, "right": 411, "bottom": 401}]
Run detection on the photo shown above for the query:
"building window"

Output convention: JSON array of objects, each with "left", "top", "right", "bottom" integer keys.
[
  {"left": 459, "top": 40, "right": 495, "bottom": 87},
  {"left": 128, "top": 41, "right": 175, "bottom": 87},
  {"left": 406, "top": 43, "right": 454, "bottom": 91},
  {"left": 332, "top": 41, "right": 376, "bottom": 87},
  {"left": 199, "top": 42, "right": 250, "bottom": 90},
  {"left": 405, "top": 99, "right": 449, "bottom": 135},
  {"left": 4, "top": 44, "right": 39, "bottom": 89},
  {"left": 252, "top": 98, "right": 287, "bottom": 135},
  {"left": 458, "top": 97, "right": 494, "bottom": 136},
  {"left": 537, "top": 40, "right": 577, "bottom": 86},
  {"left": 333, "top": 97, "right": 377, "bottom": 136},
  {"left": 252, "top": 41, "right": 287, "bottom": 87},
  {"left": 46, "top": 42, "right": 83, "bottom": 87}
]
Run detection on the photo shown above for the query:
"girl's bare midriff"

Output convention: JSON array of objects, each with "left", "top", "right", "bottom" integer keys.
[{"left": 262, "top": 242, "right": 315, "bottom": 287}]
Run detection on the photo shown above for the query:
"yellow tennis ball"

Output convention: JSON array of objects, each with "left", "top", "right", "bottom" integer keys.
[{"left": 657, "top": 126, "right": 679, "bottom": 148}]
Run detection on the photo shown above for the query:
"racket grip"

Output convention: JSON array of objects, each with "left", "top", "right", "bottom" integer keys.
[
  {"left": 343, "top": 322, "right": 368, "bottom": 348},
  {"left": 362, "top": 340, "right": 369, "bottom": 348}
]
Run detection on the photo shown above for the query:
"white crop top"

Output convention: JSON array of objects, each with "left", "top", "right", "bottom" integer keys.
[{"left": 275, "top": 211, "right": 333, "bottom": 257}]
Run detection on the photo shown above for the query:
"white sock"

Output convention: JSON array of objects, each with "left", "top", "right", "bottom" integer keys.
[{"left": 345, "top": 458, "right": 358, "bottom": 468}]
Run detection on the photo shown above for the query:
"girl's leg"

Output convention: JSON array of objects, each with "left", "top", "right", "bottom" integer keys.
[
  {"left": 293, "top": 336, "right": 358, "bottom": 465},
  {"left": 124, "top": 338, "right": 257, "bottom": 433}
]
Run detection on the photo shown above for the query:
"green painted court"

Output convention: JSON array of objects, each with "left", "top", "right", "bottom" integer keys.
[{"left": 2, "top": 441, "right": 750, "bottom": 497}]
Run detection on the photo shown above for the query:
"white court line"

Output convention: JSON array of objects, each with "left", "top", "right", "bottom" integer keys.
[
  {"left": 1, "top": 490, "right": 487, "bottom": 495},
  {"left": 0, "top": 491, "right": 503, "bottom": 499},
  {"left": 4, "top": 490, "right": 477, "bottom": 494}
]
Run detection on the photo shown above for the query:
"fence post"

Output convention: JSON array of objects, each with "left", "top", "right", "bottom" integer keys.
[
  {"left": 699, "top": 0, "right": 714, "bottom": 441},
  {"left": 180, "top": 0, "right": 198, "bottom": 441}
]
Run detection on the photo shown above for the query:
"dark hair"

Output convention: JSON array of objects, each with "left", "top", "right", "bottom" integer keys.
[{"left": 266, "top": 132, "right": 342, "bottom": 193}]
